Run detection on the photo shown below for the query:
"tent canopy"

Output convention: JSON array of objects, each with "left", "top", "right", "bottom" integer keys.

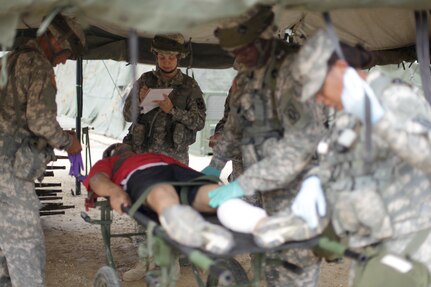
[{"left": 4, "top": 0, "right": 431, "bottom": 68}]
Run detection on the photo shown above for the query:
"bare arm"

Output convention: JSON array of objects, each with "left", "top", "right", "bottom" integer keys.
[{"left": 89, "top": 173, "right": 131, "bottom": 214}]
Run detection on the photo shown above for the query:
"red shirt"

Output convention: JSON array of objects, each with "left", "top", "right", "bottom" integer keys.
[{"left": 83, "top": 152, "right": 191, "bottom": 191}]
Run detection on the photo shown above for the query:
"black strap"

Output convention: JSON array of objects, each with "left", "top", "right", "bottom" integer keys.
[
  {"left": 112, "top": 155, "right": 129, "bottom": 175},
  {"left": 323, "top": 12, "right": 345, "bottom": 60},
  {"left": 323, "top": 12, "right": 372, "bottom": 174}
]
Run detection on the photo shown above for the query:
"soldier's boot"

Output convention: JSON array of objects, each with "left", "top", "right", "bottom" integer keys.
[
  {"left": 160, "top": 205, "right": 234, "bottom": 254},
  {"left": 0, "top": 252, "right": 11, "bottom": 287},
  {"left": 253, "top": 211, "right": 324, "bottom": 249},
  {"left": 123, "top": 261, "right": 148, "bottom": 282}
]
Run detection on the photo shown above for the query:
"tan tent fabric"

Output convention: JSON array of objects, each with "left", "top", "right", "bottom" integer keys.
[
  {"left": 278, "top": 0, "right": 431, "bottom": 11},
  {"left": 2, "top": 0, "right": 431, "bottom": 67},
  {"left": 281, "top": 9, "right": 431, "bottom": 50}
]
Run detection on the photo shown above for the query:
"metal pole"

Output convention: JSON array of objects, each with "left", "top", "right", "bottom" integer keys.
[
  {"left": 128, "top": 29, "right": 139, "bottom": 123},
  {"left": 75, "top": 57, "right": 83, "bottom": 195}
]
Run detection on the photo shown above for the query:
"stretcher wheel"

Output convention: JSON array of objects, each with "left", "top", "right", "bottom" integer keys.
[
  {"left": 93, "top": 266, "right": 121, "bottom": 287},
  {"left": 206, "top": 258, "right": 249, "bottom": 286}
]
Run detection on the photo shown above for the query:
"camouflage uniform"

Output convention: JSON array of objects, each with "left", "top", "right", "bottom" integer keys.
[
  {"left": 210, "top": 38, "right": 329, "bottom": 286},
  {"left": 123, "top": 69, "right": 206, "bottom": 165},
  {"left": 213, "top": 87, "right": 244, "bottom": 180},
  {"left": 290, "top": 29, "right": 431, "bottom": 284},
  {"left": 0, "top": 40, "right": 73, "bottom": 286},
  {"left": 312, "top": 71, "right": 431, "bottom": 283}
]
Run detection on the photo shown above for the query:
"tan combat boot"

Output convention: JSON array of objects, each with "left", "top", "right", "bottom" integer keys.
[{"left": 122, "top": 261, "right": 148, "bottom": 282}]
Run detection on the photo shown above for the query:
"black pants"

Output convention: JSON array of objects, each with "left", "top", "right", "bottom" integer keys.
[{"left": 126, "top": 164, "right": 204, "bottom": 222}]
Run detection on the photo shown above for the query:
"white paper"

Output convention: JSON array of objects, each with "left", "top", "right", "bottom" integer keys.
[{"left": 140, "top": 88, "right": 173, "bottom": 114}]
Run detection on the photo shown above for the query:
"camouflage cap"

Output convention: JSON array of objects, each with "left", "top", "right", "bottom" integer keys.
[
  {"left": 292, "top": 29, "right": 335, "bottom": 102},
  {"left": 151, "top": 33, "right": 188, "bottom": 58},
  {"left": 214, "top": 4, "right": 274, "bottom": 51},
  {"left": 48, "top": 14, "right": 86, "bottom": 57}
]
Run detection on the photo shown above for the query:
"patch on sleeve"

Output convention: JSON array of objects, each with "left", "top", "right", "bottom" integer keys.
[{"left": 196, "top": 97, "right": 206, "bottom": 110}]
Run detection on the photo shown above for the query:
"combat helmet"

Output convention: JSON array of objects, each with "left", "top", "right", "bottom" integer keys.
[
  {"left": 151, "top": 33, "right": 188, "bottom": 59},
  {"left": 47, "top": 14, "right": 87, "bottom": 58},
  {"left": 214, "top": 4, "right": 274, "bottom": 51}
]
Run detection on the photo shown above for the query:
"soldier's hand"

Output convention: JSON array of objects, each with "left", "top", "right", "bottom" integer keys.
[
  {"left": 139, "top": 86, "right": 150, "bottom": 103},
  {"left": 208, "top": 181, "right": 245, "bottom": 208},
  {"left": 66, "top": 131, "right": 82, "bottom": 154},
  {"left": 154, "top": 94, "right": 173, "bottom": 113},
  {"left": 209, "top": 133, "right": 222, "bottom": 148},
  {"left": 291, "top": 176, "right": 326, "bottom": 229}
]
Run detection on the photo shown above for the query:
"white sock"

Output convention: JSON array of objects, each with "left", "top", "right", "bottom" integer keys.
[{"left": 217, "top": 199, "right": 267, "bottom": 233}]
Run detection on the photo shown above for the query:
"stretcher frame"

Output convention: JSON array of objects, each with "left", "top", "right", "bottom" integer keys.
[{"left": 82, "top": 197, "right": 340, "bottom": 287}]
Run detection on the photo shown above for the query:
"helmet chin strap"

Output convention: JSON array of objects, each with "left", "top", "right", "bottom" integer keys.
[
  {"left": 43, "top": 33, "right": 71, "bottom": 64},
  {"left": 254, "top": 39, "right": 272, "bottom": 68},
  {"left": 157, "top": 63, "right": 178, "bottom": 75},
  {"left": 159, "top": 67, "right": 177, "bottom": 74}
]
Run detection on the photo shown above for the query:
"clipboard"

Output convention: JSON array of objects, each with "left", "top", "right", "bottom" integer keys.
[{"left": 140, "top": 88, "right": 173, "bottom": 114}]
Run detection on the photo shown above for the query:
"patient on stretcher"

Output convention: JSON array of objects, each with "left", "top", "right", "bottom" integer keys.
[
  {"left": 83, "top": 144, "right": 318, "bottom": 254},
  {"left": 84, "top": 144, "right": 318, "bottom": 254}
]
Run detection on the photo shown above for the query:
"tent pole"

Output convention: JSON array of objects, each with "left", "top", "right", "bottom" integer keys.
[
  {"left": 75, "top": 57, "right": 83, "bottom": 195},
  {"left": 129, "top": 29, "right": 139, "bottom": 123}
]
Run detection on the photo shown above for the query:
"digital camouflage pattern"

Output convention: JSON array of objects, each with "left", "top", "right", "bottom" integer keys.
[
  {"left": 308, "top": 71, "right": 431, "bottom": 281},
  {"left": 210, "top": 38, "right": 329, "bottom": 287},
  {"left": 0, "top": 39, "right": 73, "bottom": 286},
  {"left": 214, "top": 86, "right": 244, "bottom": 180},
  {"left": 123, "top": 69, "right": 206, "bottom": 164},
  {"left": 313, "top": 71, "right": 431, "bottom": 246}
]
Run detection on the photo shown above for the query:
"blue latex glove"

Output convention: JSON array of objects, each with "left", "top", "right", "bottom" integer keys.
[
  {"left": 208, "top": 180, "right": 245, "bottom": 208},
  {"left": 341, "top": 68, "right": 384, "bottom": 125},
  {"left": 201, "top": 166, "right": 221, "bottom": 177}
]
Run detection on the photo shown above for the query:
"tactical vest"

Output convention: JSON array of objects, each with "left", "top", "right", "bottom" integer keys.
[
  {"left": 127, "top": 71, "right": 195, "bottom": 154},
  {"left": 322, "top": 74, "right": 431, "bottom": 247},
  {"left": 239, "top": 40, "right": 292, "bottom": 161}
]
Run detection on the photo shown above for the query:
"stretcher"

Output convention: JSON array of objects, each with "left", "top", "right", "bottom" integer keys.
[{"left": 81, "top": 185, "right": 364, "bottom": 287}]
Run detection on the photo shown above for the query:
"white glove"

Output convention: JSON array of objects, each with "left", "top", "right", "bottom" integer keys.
[
  {"left": 291, "top": 176, "right": 326, "bottom": 229},
  {"left": 341, "top": 68, "right": 385, "bottom": 124}
]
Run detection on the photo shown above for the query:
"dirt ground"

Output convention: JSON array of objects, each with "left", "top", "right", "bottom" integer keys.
[{"left": 40, "top": 134, "right": 350, "bottom": 287}]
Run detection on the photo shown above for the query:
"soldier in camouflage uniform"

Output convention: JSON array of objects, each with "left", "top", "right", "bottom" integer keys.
[
  {"left": 201, "top": 5, "right": 329, "bottom": 287},
  {"left": 0, "top": 14, "right": 84, "bottom": 287},
  {"left": 122, "top": 33, "right": 206, "bottom": 165},
  {"left": 122, "top": 33, "right": 206, "bottom": 281},
  {"left": 209, "top": 83, "right": 244, "bottom": 181},
  {"left": 287, "top": 29, "right": 431, "bottom": 285}
]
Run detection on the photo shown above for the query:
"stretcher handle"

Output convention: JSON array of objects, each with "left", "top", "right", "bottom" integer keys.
[
  {"left": 122, "top": 205, "right": 234, "bottom": 284},
  {"left": 318, "top": 237, "right": 367, "bottom": 262}
]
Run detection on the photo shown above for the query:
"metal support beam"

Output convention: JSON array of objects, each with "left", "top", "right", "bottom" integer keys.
[{"left": 76, "top": 57, "right": 83, "bottom": 195}]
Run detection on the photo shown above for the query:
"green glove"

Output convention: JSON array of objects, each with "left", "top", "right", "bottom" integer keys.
[
  {"left": 201, "top": 166, "right": 221, "bottom": 177},
  {"left": 208, "top": 180, "right": 245, "bottom": 208}
]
